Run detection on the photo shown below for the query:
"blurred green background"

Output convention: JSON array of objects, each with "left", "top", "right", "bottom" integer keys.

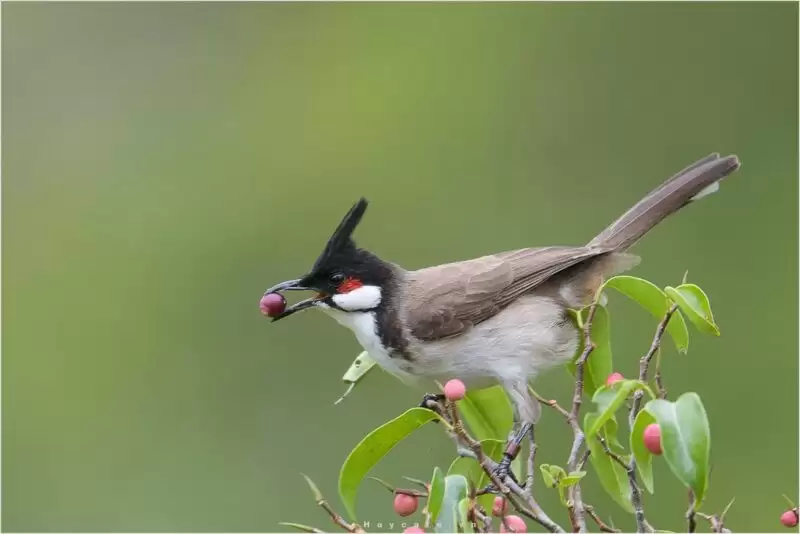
[{"left": 3, "top": 3, "right": 797, "bottom": 532}]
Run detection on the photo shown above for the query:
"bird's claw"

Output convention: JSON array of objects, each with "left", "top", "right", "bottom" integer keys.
[{"left": 480, "top": 461, "right": 521, "bottom": 494}]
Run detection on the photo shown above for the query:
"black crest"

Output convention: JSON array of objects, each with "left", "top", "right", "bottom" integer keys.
[{"left": 311, "top": 198, "right": 368, "bottom": 272}]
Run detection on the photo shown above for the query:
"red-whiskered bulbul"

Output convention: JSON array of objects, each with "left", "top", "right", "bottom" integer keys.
[{"left": 264, "top": 153, "right": 740, "bottom": 483}]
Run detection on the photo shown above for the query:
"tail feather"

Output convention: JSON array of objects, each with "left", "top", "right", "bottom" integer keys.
[{"left": 587, "top": 153, "right": 740, "bottom": 251}]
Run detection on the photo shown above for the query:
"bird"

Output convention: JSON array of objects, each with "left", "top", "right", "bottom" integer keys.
[{"left": 263, "top": 153, "right": 740, "bottom": 482}]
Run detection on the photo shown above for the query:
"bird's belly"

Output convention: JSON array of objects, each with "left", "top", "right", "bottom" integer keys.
[{"left": 407, "top": 295, "right": 579, "bottom": 384}]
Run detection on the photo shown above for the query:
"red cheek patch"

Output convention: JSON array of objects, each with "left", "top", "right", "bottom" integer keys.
[{"left": 338, "top": 277, "right": 363, "bottom": 294}]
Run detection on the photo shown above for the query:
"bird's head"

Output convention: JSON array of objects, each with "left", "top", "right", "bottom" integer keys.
[{"left": 264, "top": 198, "right": 394, "bottom": 321}]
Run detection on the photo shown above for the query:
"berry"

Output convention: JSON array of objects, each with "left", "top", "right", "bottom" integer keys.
[
  {"left": 404, "top": 528, "right": 424, "bottom": 533},
  {"left": 643, "top": 423, "right": 663, "bottom": 455},
  {"left": 781, "top": 509, "right": 798, "bottom": 528},
  {"left": 393, "top": 493, "right": 418, "bottom": 517},
  {"left": 606, "top": 372, "right": 624, "bottom": 386},
  {"left": 492, "top": 496, "right": 508, "bottom": 517},
  {"left": 259, "top": 293, "right": 286, "bottom": 317},
  {"left": 500, "top": 515, "right": 527, "bottom": 533},
  {"left": 443, "top": 379, "right": 467, "bottom": 401}
]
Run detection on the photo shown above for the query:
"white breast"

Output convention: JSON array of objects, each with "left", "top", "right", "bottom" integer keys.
[{"left": 317, "top": 305, "right": 415, "bottom": 382}]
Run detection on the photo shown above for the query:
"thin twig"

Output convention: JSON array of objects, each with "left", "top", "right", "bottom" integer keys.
[
  {"left": 597, "top": 438, "right": 652, "bottom": 533},
  {"left": 687, "top": 492, "right": 697, "bottom": 533},
  {"left": 629, "top": 303, "right": 678, "bottom": 426},
  {"left": 319, "top": 497, "right": 364, "bottom": 533},
  {"left": 697, "top": 512, "right": 732, "bottom": 533},
  {"left": 525, "top": 431, "right": 537, "bottom": 498},
  {"left": 530, "top": 388, "right": 571, "bottom": 419},
  {"left": 565, "top": 297, "right": 600, "bottom": 532},
  {"left": 584, "top": 504, "right": 621, "bottom": 533}
]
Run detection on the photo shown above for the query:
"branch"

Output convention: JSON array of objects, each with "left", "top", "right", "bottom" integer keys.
[
  {"left": 445, "top": 400, "right": 566, "bottom": 533},
  {"left": 584, "top": 504, "right": 621, "bottom": 533},
  {"left": 597, "top": 438, "right": 652, "bottom": 533},
  {"left": 565, "top": 296, "right": 600, "bottom": 532},
  {"left": 302, "top": 475, "right": 365, "bottom": 533}
]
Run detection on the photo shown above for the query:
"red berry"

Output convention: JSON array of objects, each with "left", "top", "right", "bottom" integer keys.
[
  {"left": 500, "top": 515, "right": 527, "bottom": 533},
  {"left": 443, "top": 379, "right": 467, "bottom": 401},
  {"left": 643, "top": 423, "right": 663, "bottom": 455},
  {"left": 404, "top": 528, "right": 425, "bottom": 533},
  {"left": 606, "top": 372, "right": 624, "bottom": 386},
  {"left": 260, "top": 293, "right": 286, "bottom": 317},
  {"left": 394, "top": 493, "right": 418, "bottom": 517},
  {"left": 492, "top": 496, "right": 508, "bottom": 517},
  {"left": 781, "top": 509, "right": 798, "bottom": 528}
]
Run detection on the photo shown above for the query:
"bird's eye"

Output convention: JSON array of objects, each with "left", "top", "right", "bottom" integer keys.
[{"left": 329, "top": 273, "right": 346, "bottom": 285}]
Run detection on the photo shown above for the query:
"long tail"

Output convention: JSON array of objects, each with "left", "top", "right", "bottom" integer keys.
[{"left": 587, "top": 153, "right": 741, "bottom": 251}]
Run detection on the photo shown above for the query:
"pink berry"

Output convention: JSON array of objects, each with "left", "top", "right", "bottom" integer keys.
[
  {"left": 394, "top": 493, "right": 418, "bottom": 517},
  {"left": 606, "top": 372, "right": 624, "bottom": 386},
  {"left": 443, "top": 379, "right": 467, "bottom": 401},
  {"left": 404, "top": 528, "right": 425, "bottom": 533},
  {"left": 500, "top": 514, "right": 527, "bottom": 533},
  {"left": 259, "top": 293, "right": 286, "bottom": 317},
  {"left": 492, "top": 496, "right": 508, "bottom": 517},
  {"left": 781, "top": 509, "right": 798, "bottom": 528},
  {"left": 643, "top": 423, "right": 663, "bottom": 455}
]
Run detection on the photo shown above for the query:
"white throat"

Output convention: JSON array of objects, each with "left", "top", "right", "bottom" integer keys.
[{"left": 330, "top": 285, "right": 382, "bottom": 311}]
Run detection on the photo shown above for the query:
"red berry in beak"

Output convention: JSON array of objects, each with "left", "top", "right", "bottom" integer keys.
[{"left": 260, "top": 293, "right": 286, "bottom": 317}]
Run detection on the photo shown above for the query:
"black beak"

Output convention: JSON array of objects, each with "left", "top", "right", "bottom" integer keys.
[{"left": 264, "top": 278, "right": 320, "bottom": 322}]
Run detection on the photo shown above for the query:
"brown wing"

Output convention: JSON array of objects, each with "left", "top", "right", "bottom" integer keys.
[{"left": 405, "top": 246, "right": 609, "bottom": 341}]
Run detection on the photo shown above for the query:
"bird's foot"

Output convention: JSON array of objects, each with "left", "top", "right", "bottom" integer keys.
[{"left": 480, "top": 456, "right": 521, "bottom": 494}]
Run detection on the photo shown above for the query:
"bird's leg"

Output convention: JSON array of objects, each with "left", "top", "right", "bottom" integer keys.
[
  {"left": 492, "top": 422, "right": 531, "bottom": 484},
  {"left": 482, "top": 379, "right": 536, "bottom": 492}
]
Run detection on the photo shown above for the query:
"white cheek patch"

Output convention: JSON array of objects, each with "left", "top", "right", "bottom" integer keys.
[{"left": 331, "top": 285, "right": 382, "bottom": 311}]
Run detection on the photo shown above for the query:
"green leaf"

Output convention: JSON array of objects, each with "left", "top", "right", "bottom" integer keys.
[
  {"left": 558, "top": 471, "right": 587, "bottom": 488},
  {"left": 338, "top": 408, "right": 440, "bottom": 520},
  {"left": 458, "top": 498, "right": 474, "bottom": 533},
  {"left": 427, "top": 467, "right": 446, "bottom": 524},
  {"left": 447, "top": 440, "right": 504, "bottom": 512},
  {"left": 585, "top": 413, "right": 634, "bottom": 513},
  {"left": 630, "top": 410, "right": 657, "bottom": 494},
  {"left": 567, "top": 305, "right": 613, "bottom": 396},
  {"left": 457, "top": 385, "right": 514, "bottom": 441},
  {"left": 539, "top": 464, "right": 556, "bottom": 488},
  {"left": 644, "top": 393, "right": 711, "bottom": 506},
  {"left": 665, "top": 284, "right": 720, "bottom": 336},
  {"left": 335, "top": 351, "right": 379, "bottom": 405},
  {"left": 588, "top": 380, "right": 652, "bottom": 437},
  {"left": 436, "top": 475, "right": 468, "bottom": 534},
  {"left": 601, "top": 275, "right": 690, "bottom": 353}
]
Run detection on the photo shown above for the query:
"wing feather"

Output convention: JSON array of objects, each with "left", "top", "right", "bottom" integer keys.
[{"left": 405, "top": 247, "right": 608, "bottom": 340}]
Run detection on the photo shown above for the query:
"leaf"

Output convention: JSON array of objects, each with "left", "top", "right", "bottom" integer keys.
[
  {"left": 539, "top": 464, "right": 556, "bottom": 488},
  {"left": 644, "top": 393, "right": 711, "bottom": 506},
  {"left": 587, "top": 380, "right": 652, "bottom": 437},
  {"left": 457, "top": 385, "right": 514, "bottom": 441},
  {"left": 558, "top": 471, "right": 587, "bottom": 488},
  {"left": 601, "top": 275, "right": 690, "bottom": 353},
  {"left": 447, "top": 439, "right": 504, "bottom": 512},
  {"left": 585, "top": 413, "right": 634, "bottom": 513},
  {"left": 335, "top": 351, "right": 378, "bottom": 405},
  {"left": 665, "top": 284, "right": 720, "bottom": 336},
  {"left": 303, "top": 474, "right": 323, "bottom": 501},
  {"left": 338, "top": 408, "right": 440, "bottom": 520},
  {"left": 436, "top": 475, "right": 468, "bottom": 534},
  {"left": 567, "top": 305, "right": 613, "bottom": 396},
  {"left": 630, "top": 410, "right": 657, "bottom": 494},
  {"left": 427, "top": 467, "right": 446, "bottom": 524}
]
